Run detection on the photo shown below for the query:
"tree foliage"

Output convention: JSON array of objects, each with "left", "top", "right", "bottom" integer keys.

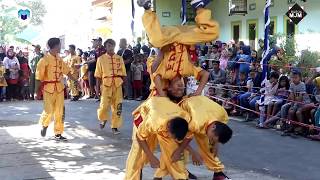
[{"left": 0, "top": 0, "right": 46, "bottom": 44}]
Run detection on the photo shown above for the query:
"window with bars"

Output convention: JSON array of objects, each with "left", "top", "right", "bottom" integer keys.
[{"left": 229, "top": 0, "right": 248, "bottom": 16}]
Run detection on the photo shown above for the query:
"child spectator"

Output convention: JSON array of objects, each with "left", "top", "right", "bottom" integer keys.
[
  {"left": 208, "top": 44, "right": 220, "bottom": 62},
  {"left": 80, "top": 52, "right": 90, "bottom": 99},
  {"left": 219, "top": 49, "right": 228, "bottom": 71},
  {"left": 131, "top": 54, "right": 144, "bottom": 101},
  {"left": 0, "top": 60, "right": 7, "bottom": 101},
  {"left": 266, "top": 76, "right": 290, "bottom": 123},
  {"left": 19, "top": 54, "right": 31, "bottom": 100},
  {"left": 281, "top": 70, "right": 310, "bottom": 137},
  {"left": 258, "top": 72, "right": 280, "bottom": 128},
  {"left": 295, "top": 77, "right": 320, "bottom": 136},
  {"left": 230, "top": 72, "right": 247, "bottom": 115},
  {"left": 209, "top": 60, "right": 226, "bottom": 84}
]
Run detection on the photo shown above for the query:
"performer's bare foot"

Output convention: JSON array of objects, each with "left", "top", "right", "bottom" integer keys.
[
  {"left": 190, "top": 0, "right": 212, "bottom": 9},
  {"left": 137, "top": 0, "right": 151, "bottom": 10}
]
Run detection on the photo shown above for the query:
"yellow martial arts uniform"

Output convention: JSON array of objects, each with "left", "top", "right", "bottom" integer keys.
[
  {"left": 95, "top": 53, "right": 126, "bottom": 128},
  {"left": 0, "top": 65, "right": 8, "bottom": 87},
  {"left": 153, "top": 44, "right": 203, "bottom": 81},
  {"left": 143, "top": 9, "right": 219, "bottom": 48},
  {"left": 81, "top": 64, "right": 89, "bottom": 80},
  {"left": 65, "top": 55, "right": 81, "bottom": 97},
  {"left": 179, "top": 96, "right": 228, "bottom": 172},
  {"left": 125, "top": 97, "right": 192, "bottom": 180},
  {"left": 36, "top": 53, "right": 71, "bottom": 135},
  {"left": 146, "top": 55, "right": 169, "bottom": 97}
]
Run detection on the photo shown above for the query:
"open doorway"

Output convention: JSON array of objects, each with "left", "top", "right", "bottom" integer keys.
[
  {"left": 231, "top": 21, "right": 241, "bottom": 44},
  {"left": 247, "top": 19, "right": 258, "bottom": 50}
]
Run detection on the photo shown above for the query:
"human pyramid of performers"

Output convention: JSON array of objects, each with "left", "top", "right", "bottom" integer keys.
[{"left": 35, "top": 0, "right": 233, "bottom": 179}]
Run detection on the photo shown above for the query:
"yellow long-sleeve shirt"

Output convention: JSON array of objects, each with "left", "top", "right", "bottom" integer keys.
[
  {"left": 0, "top": 65, "right": 8, "bottom": 87},
  {"left": 81, "top": 64, "right": 89, "bottom": 80},
  {"left": 94, "top": 53, "right": 126, "bottom": 87},
  {"left": 179, "top": 96, "right": 229, "bottom": 135},
  {"left": 133, "top": 97, "right": 191, "bottom": 141},
  {"left": 36, "top": 53, "right": 70, "bottom": 94},
  {"left": 154, "top": 43, "right": 202, "bottom": 81},
  {"left": 65, "top": 55, "right": 81, "bottom": 79}
]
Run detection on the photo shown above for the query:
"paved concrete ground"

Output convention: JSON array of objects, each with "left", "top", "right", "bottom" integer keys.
[{"left": 0, "top": 100, "right": 319, "bottom": 180}]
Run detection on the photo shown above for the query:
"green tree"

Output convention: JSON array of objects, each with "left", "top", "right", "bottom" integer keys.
[{"left": 0, "top": 0, "right": 46, "bottom": 44}]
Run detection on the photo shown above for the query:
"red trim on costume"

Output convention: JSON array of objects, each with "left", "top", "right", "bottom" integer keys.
[{"left": 134, "top": 115, "right": 143, "bottom": 127}]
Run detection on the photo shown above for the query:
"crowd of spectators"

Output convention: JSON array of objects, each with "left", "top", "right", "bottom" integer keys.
[
  {"left": 1, "top": 37, "right": 320, "bottom": 140},
  {"left": 201, "top": 40, "right": 320, "bottom": 140}
]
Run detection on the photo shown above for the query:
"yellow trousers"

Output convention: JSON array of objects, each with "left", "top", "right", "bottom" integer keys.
[
  {"left": 67, "top": 79, "right": 80, "bottom": 97},
  {"left": 125, "top": 128, "right": 188, "bottom": 180},
  {"left": 143, "top": 9, "right": 219, "bottom": 48},
  {"left": 125, "top": 127, "right": 158, "bottom": 180},
  {"left": 97, "top": 85, "right": 123, "bottom": 128},
  {"left": 194, "top": 133, "right": 224, "bottom": 172},
  {"left": 39, "top": 90, "right": 65, "bottom": 135}
]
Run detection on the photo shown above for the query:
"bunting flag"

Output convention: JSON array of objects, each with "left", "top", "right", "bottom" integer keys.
[
  {"left": 181, "top": 0, "right": 187, "bottom": 25},
  {"left": 131, "top": 0, "right": 135, "bottom": 36},
  {"left": 258, "top": 0, "right": 272, "bottom": 126}
]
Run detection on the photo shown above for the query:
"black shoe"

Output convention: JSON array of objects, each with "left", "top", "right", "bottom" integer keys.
[
  {"left": 137, "top": 0, "right": 152, "bottom": 10},
  {"left": 281, "top": 131, "right": 291, "bottom": 137},
  {"left": 188, "top": 170, "right": 198, "bottom": 179},
  {"left": 213, "top": 172, "right": 230, "bottom": 180},
  {"left": 153, "top": 178, "right": 162, "bottom": 180},
  {"left": 100, "top": 121, "right": 107, "bottom": 129},
  {"left": 41, "top": 126, "right": 48, "bottom": 137},
  {"left": 112, "top": 128, "right": 120, "bottom": 135},
  {"left": 55, "top": 134, "right": 68, "bottom": 141}
]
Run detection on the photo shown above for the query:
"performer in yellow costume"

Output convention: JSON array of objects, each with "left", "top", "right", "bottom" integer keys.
[
  {"left": 125, "top": 97, "right": 199, "bottom": 180},
  {"left": 95, "top": 39, "right": 126, "bottom": 135},
  {"left": 0, "top": 60, "right": 8, "bottom": 101},
  {"left": 138, "top": 0, "right": 216, "bottom": 97},
  {"left": 65, "top": 44, "right": 82, "bottom": 101},
  {"left": 179, "top": 96, "right": 233, "bottom": 180},
  {"left": 36, "top": 38, "right": 78, "bottom": 141}
]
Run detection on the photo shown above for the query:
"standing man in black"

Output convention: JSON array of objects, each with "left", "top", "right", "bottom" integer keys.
[
  {"left": 86, "top": 37, "right": 106, "bottom": 99},
  {"left": 117, "top": 38, "right": 133, "bottom": 100}
]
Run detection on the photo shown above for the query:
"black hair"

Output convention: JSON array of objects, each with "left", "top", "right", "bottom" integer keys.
[
  {"left": 104, "top": 39, "right": 116, "bottom": 47},
  {"left": 82, "top": 52, "right": 89, "bottom": 58},
  {"left": 168, "top": 117, "right": 189, "bottom": 141},
  {"left": 228, "top": 47, "right": 237, "bottom": 58},
  {"left": 214, "top": 122, "right": 233, "bottom": 144},
  {"left": 251, "top": 50, "right": 258, "bottom": 54},
  {"left": 167, "top": 90, "right": 184, "bottom": 103},
  {"left": 47, "top": 38, "right": 60, "bottom": 49},
  {"left": 269, "top": 71, "right": 280, "bottom": 80},
  {"left": 69, "top": 44, "right": 76, "bottom": 51},
  {"left": 291, "top": 69, "right": 302, "bottom": 77},
  {"left": 77, "top": 48, "right": 83, "bottom": 56},
  {"left": 279, "top": 75, "right": 290, "bottom": 90},
  {"left": 212, "top": 45, "right": 219, "bottom": 49}
]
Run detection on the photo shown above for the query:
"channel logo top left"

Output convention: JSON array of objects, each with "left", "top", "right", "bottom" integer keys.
[{"left": 18, "top": 9, "right": 31, "bottom": 20}]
